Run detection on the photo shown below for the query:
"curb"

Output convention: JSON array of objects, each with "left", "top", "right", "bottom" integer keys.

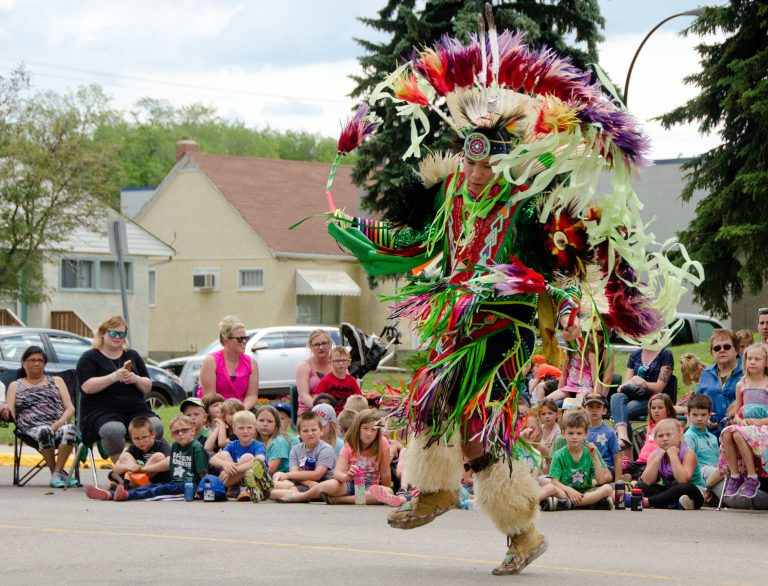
[{"left": 0, "top": 453, "right": 111, "bottom": 469}]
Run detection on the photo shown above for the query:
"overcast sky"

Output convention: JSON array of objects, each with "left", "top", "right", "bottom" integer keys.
[{"left": 0, "top": 0, "right": 724, "bottom": 160}]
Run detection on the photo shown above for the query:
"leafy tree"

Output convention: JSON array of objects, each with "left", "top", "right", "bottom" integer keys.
[
  {"left": 0, "top": 68, "right": 120, "bottom": 304},
  {"left": 658, "top": 0, "right": 768, "bottom": 317},
  {"left": 351, "top": 0, "right": 605, "bottom": 214}
]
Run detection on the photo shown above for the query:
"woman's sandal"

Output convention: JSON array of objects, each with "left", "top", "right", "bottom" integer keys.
[{"left": 320, "top": 492, "right": 336, "bottom": 505}]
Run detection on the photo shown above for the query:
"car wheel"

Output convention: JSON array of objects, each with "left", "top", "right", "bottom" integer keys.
[{"left": 145, "top": 389, "right": 169, "bottom": 409}]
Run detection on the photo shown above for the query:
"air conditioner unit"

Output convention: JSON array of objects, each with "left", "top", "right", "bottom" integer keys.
[{"left": 193, "top": 273, "right": 216, "bottom": 290}]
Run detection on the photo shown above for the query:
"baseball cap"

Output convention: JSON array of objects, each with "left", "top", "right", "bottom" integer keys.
[
  {"left": 312, "top": 403, "right": 337, "bottom": 427},
  {"left": 180, "top": 397, "right": 205, "bottom": 412},
  {"left": 272, "top": 402, "right": 291, "bottom": 416},
  {"left": 583, "top": 392, "right": 607, "bottom": 407},
  {"left": 532, "top": 354, "right": 547, "bottom": 365}
]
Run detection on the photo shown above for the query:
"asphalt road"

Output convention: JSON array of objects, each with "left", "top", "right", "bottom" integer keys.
[{"left": 1, "top": 466, "right": 766, "bottom": 585}]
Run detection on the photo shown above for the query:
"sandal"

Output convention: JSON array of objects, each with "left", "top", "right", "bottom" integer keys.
[{"left": 320, "top": 492, "right": 336, "bottom": 505}]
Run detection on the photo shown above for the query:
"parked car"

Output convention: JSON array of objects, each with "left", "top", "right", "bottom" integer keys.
[
  {"left": 179, "top": 326, "right": 341, "bottom": 398},
  {"left": 608, "top": 313, "right": 726, "bottom": 352},
  {"left": 0, "top": 327, "right": 186, "bottom": 409}
]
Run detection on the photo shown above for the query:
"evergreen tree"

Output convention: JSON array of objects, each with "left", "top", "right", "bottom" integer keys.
[
  {"left": 351, "top": 0, "right": 605, "bottom": 214},
  {"left": 658, "top": 0, "right": 768, "bottom": 317}
]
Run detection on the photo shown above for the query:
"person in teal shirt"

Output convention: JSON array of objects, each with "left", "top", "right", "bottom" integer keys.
[{"left": 256, "top": 405, "right": 299, "bottom": 474}]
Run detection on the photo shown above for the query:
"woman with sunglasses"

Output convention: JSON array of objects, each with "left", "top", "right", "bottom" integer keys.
[
  {"left": 76, "top": 314, "right": 163, "bottom": 464},
  {"left": 695, "top": 329, "right": 743, "bottom": 432},
  {"left": 199, "top": 315, "right": 259, "bottom": 410},
  {"left": 296, "top": 329, "right": 334, "bottom": 415},
  {"left": 6, "top": 345, "right": 77, "bottom": 487}
]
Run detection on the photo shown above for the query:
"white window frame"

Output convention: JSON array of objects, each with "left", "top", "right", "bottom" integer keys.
[
  {"left": 60, "top": 256, "right": 134, "bottom": 293},
  {"left": 148, "top": 269, "right": 157, "bottom": 307},
  {"left": 237, "top": 268, "right": 265, "bottom": 292},
  {"left": 192, "top": 268, "right": 220, "bottom": 292}
]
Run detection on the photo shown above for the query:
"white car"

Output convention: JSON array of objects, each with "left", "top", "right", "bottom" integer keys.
[{"left": 178, "top": 326, "right": 340, "bottom": 397}]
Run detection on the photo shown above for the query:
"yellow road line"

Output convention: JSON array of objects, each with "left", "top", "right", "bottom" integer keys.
[
  {"left": 0, "top": 523, "right": 685, "bottom": 581},
  {"left": 0, "top": 453, "right": 111, "bottom": 468}
]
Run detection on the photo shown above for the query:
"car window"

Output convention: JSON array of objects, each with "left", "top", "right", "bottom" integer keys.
[
  {"left": 285, "top": 332, "right": 310, "bottom": 349},
  {"left": 259, "top": 332, "right": 286, "bottom": 349},
  {"left": 330, "top": 330, "right": 341, "bottom": 345},
  {"left": 695, "top": 320, "right": 719, "bottom": 344},
  {"left": 48, "top": 333, "right": 90, "bottom": 364},
  {"left": 670, "top": 320, "right": 694, "bottom": 345},
  {"left": 0, "top": 333, "right": 45, "bottom": 363}
]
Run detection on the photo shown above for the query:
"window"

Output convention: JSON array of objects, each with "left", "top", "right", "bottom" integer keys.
[
  {"left": 0, "top": 333, "right": 45, "bottom": 362},
  {"left": 238, "top": 269, "right": 264, "bottom": 291},
  {"left": 296, "top": 295, "right": 340, "bottom": 325},
  {"left": 48, "top": 334, "right": 90, "bottom": 363},
  {"left": 258, "top": 332, "right": 286, "bottom": 350},
  {"left": 60, "top": 258, "right": 133, "bottom": 292},
  {"left": 695, "top": 320, "right": 718, "bottom": 343},
  {"left": 285, "top": 331, "right": 310, "bottom": 349},
  {"left": 148, "top": 270, "right": 157, "bottom": 306}
]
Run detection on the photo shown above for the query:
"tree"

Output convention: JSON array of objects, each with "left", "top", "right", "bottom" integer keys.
[
  {"left": 658, "top": 0, "right": 768, "bottom": 317},
  {"left": 0, "top": 68, "right": 120, "bottom": 304},
  {"left": 350, "top": 0, "right": 605, "bottom": 215}
]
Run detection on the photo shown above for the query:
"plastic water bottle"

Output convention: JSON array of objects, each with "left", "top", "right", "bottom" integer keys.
[
  {"left": 354, "top": 468, "right": 366, "bottom": 505},
  {"left": 304, "top": 457, "right": 316, "bottom": 471},
  {"left": 614, "top": 481, "right": 626, "bottom": 510},
  {"left": 630, "top": 488, "right": 643, "bottom": 511},
  {"left": 184, "top": 474, "right": 194, "bottom": 502},
  {"left": 203, "top": 478, "right": 215, "bottom": 502}
]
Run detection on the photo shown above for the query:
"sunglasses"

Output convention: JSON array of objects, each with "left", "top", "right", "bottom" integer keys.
[
  {"left": 108, "top": 330, "right": 127, "bottom": 339},
  {"left": 712, "top": 344, "right": 733, "bottom": 352},
  {"left": 228, "top": 336, "right": 248, "bottom": 343}
]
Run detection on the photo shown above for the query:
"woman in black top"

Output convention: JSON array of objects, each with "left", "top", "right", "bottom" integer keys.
[{"left": 76, "top": 314, "right": 163, "bottom": 462}]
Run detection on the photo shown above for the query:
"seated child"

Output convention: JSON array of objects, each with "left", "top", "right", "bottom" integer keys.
[
  {"left": 180, "top": 397, "right": 210, "bottom": 444},
  {"left": 313, "top": 403, "right": 344, "bottom": 455},
  {"left": 684, "top": 395, "right": 720, "bottom": 480},
  {"left": 542, "top": 408, "right": 613, "bottom": 510},
  {"left": 111, "top": 416, "right": 171, "bottom": 486},
  {"left": 269, "top": 411, "right": 336, "bottom": 501},
  {"left": 202, "top": 392, "right": 225, "bottom": 431},
  {"left": 210, "top": 410, "right": 271, "bottom": 502},
  {"left": 86, "top": 415, "right": 208, "bottom": 501},
  {"left": 529, "top": 355, "right": 563, "bottom": 404},
  {"left": 283, "top": 409, "right": 394, "bottom": 505},
  {"left": 537, "top": 398, "right": 561, "bottom": 474},
  {"left": 584, "top": 393, "right": 622, "bottom": 482},
  {"left": 623, "top": 394, "right": 678, "bottom": 481},
  {"left": 312, "top": 346, "right": 363, "bottom": 414},
  {"left": 255, "top": 404, "right": 297, "bottom": 475},
  {"left": 344, "top": 394, "right": 369, "bottom": 413},
  {"left": 676, "top": 354, "right": 707, "bottom": 416},
  {"left": 735, "top": 329, "right": 754, "bottom": 356},
  {"left": 272, "top": 402, "right": 296, "bottom": 437},
  {"left": 337, "top": 408, "right": 357, "bottom": 436},
  {"left": 205, "top": 398, "right": 245, "bottom": 452},
  {"left": 638, "top": 418, "right": 705, "bottom": 509}
]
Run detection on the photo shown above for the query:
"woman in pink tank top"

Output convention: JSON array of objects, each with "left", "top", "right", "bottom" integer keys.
[
  {"left": 296, "top": 329, "right": 333, "bottom": 414},
  {"left": 199, "top": 316, "right": 259, "bottom": 410}
]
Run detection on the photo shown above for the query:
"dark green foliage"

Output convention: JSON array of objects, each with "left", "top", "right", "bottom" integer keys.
[
  {"left": 351, "top": 0, "right": 605, "bottom": 216},
  {"left": 657, "top": 0, "right": 768, "bottom": 317}
]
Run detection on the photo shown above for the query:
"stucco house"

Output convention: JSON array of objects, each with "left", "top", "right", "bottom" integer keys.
[{"left": 135, "top": 140, "right": 400, "bottom": 359}]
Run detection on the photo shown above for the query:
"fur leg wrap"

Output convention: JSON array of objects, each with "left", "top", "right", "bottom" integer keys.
[
  {"left": 474, "top": 460, "right": 539, "bottom": 537},
  {"left": 405, "top": 434, "right": 464, "bottom": 493}
]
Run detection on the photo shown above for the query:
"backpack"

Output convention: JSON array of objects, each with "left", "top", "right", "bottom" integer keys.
[{"left": 195, "top": 474, "right": 227, "bottom": 501}]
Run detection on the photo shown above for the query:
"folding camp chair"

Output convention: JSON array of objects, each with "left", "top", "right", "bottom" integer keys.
[{"left": 64, "top": 375, "right": 99, "bottom": 490}]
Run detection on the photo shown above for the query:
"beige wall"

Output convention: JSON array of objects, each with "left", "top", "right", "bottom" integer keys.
[{"left": 140, "top": 167, "right": 404, "bottom": 357}]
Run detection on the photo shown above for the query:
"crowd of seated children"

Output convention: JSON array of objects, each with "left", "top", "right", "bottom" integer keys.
[{"left": 269, "top": 411, "right": 336, "bottom": 501}]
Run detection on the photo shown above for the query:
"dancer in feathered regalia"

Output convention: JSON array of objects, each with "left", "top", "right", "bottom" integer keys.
[{"left": 321, "top": 4, "right": 701, "bottom": 575}]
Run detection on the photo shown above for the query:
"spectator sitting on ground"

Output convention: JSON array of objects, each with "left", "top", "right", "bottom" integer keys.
[
  {"left": 676, "top": 354, "right": 708, "bottom": 416},
  {"left": 209, "top": 410, "right": 271, "bottom": 502},
  {"left": 696, "top": 328, "right": 742, "bottom": 433},
  {"left": 180, "top": 398, "right": 210, "bottom": 445},
  {"left": 638, "top": 418, "right": 705, "bottom": 510},
  {"left": 542, "top": 408, "right": 612, "bottom": 511},
  {"left": 313, "top": 403, "right": 344, "bottom": 455},
  {"left": 337, "top": 408, "right": 357, "bottom": 436},
  {"left": 528, "top": 355, "right": 562, "bottom": 404},
  {"left": 86, "top": 414, "right": 209, "bottom": 501},
  {"left": 344, "top": 394, "right": 369, "bottom": 413},
  {"left": 312, "top": 346, "right": 363, "bottom": 414},
  {"left": 735, "top": 329, "right": 755, "bottom": 356},
  {"left": 684, "top": 394, "right": 722, "bottom": 503},
  {"left": 623, "top": 394, "right": 679, "bottom": 481},
  {"left": 610, "top": 344, "right": 674, "bottom": 450},
  {"left": 255, "top": 404, "right": 297, "bottom": 475},
  {"left": 111, "top": 416, "right": 171, "bottom": 487},
  {"left": 312, "top": 393, "right": 338, "bottom": 409},
  {"left": 269, "top": 411, "right": 336, "bottom": 501},
  {"left": 202, "top": 392, "right": 224, "bottom": 431},
  {"left": 536, "top": 398, "right": 561, "bottom": 474},
  {"left": 280, "top": 409, "right": 394, "bottom": 505},
  {"left": 205, "top": 398, "right": 245, "bottom": 452},
  {"left": 272, "top": 402, "right": 296, "bottom": 437},
  {"left": 584, "top": 393, "right": 622, "bottom": 483}
]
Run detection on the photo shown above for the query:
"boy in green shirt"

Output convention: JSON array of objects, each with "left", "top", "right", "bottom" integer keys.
[{"left": 546, "top": 409, "right": 613, "bottom": 510}]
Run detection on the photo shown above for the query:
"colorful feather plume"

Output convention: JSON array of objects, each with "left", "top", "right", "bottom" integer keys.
[
  {"left": 392, "top": 72, "right": 430, "bottom": 107},
  {"left": 337, "top": 105, "right": 382, "bottom": 154},
  {"left": 484, "top": 258, "right": 547, "bottom": 296}
]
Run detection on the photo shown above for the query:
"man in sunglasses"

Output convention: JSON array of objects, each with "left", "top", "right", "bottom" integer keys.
[{"left": 695, "top": 328, "right": 743, "bottom": 434}]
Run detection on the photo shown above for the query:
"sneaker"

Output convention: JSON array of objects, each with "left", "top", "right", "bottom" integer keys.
[
  {"left": 556, "top": 498, "right": 573, "bottom": 511},
  {"left": 114, "top": 484, "right": 129, "bottom": 502},
  {"left": 243, "top": 471, "right": 263, "bottom": 503},
  {"left": 370, "top": 485, "right": 405, "bottom": 507},
  {"left": 678, "top": 495, "right": 695, "bottom": 510},
  {"left": 591, "top": 496, "right": 615, "bottom": 511},
  {"left": 237, "top": 486, "right": 252, "bottom": 502},
  {"left": 249, "top": 459, "right": 274, "bottom": 498},
  {"left": 740, "top": 476, "right": 760, "bottom": 499},
  {"left": 540, "top": 497, "right": 557, "bottom": 512},
  {"left": 63, "top": 471, "right": 79, "bottom": 488},
  {"left": 49, "top": 471, "right": 66, "bottom": 488},
  {"left": 85, "top": 485, "right": 112, "bottom": 501},
  {"left": 723, "top": 475, "right": 745, "bottom": 497},
  {"left": 226, "top": 485, "right": 240, "bottom": 500}
]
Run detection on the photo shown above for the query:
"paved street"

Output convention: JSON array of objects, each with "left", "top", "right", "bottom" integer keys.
[{"left": 1, "top": 465, "right": 766, "bottom": 585}]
